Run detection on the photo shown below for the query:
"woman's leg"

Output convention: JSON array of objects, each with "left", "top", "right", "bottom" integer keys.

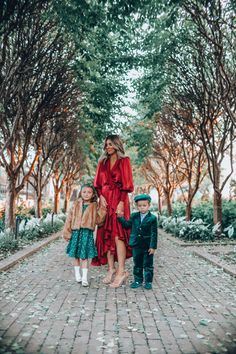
[
  {"left": 102, "top": 251, "right": 116, "bottom": 283},
  {"left": 107, "top": 250, "right": 115, "bottom": 271},
  {"left": 110, "top": 238, "right": 128, "bottom": 287},
  {"left": 115, "top": 237, "right": 126, "bottom": 275}
]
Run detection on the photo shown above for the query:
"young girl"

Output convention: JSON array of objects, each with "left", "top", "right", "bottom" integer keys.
[{"left": 63, "top": 184, "right": 106, "bottom": 286}]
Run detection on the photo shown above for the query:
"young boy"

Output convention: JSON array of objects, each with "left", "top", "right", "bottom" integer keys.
[{"left": 118, "top": 194, "right": 158, "bottom": 290}]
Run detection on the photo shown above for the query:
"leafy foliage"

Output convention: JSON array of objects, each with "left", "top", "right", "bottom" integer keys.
[
  {"left": 0, "top": 219, "right": 4, "bottom": 233},
  {"left": 19, "top": 214, "right": 65, "bottom": 240},
  {"left": 161, "top": 201, "right": 236, "bottom": 238},
  {"left": 126, "top": 120, "right": 154, "bottom": 164},
  {"left": 0, "top": 231, "right": 18, "bottom": 251},
  {"left": 159, "top": 215, "right": 213, "bottom": 241},
  {"left": 50, "top": 0, "right": 141, "bottom": 144},
  {"left": 0, "top": 214, "right": 65, "bottom": 256},
  {"left": 129, "top": 0, "right": 236, "bottom": 229}
]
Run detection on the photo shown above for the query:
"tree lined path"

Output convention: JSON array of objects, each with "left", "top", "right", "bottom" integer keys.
[
  {"left": 1, "top": 1, "right": 236, "bottom": 352},
  {"left": 0, "top": 232, "right": 236, "bottom": 354}
]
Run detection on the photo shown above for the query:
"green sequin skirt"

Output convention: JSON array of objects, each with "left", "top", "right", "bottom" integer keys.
[{"left": 66, "top": 228, "right": 98, "bottom": 259}]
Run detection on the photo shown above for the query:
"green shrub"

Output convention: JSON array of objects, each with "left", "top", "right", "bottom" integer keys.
[
  {"left": 159, "top": 213, "right": 236, "bottom": 241},
  {"left": 192, "top": 201, "right": 236, "bottom": 237},
  {"left": 19, "top": 213, "right": 64, "bottom": 241},
  {"left": 0, "top": 231, "right": 18, "bottom": 251},
  {"left": 221, "top": 200, "right": 236, "bottom": 231},
  {"left": 28, "top": 207, "right": 36, "bottom": 216},
  {"left": 42, "top": 207, "right": 53, "bottom": 218},
  {"left": 57, "top": 213, "right": 66, "bottom": 222},
  {"left": 178, "top": 220, "right": 214, "bottom": 241},
  {"left": 148, "top": 204, "right": 158, "bottom": 212},
  {"left": 162, "top": 200, "right": 236, "bottom": 238},
  {"left": 0, "top": 213, "right": 65, "bottom": 257},
  {"left": 158, "top": 215, "right": 167, "bottom": 228},
  {"left": 191, "top": 202, "right": 214, "bottom": 225},
  {"left": 162, "top": 203, "right": 186, "bottom": 217},
  {"left": 160, "top": 216, "right": 214, "bottom": 241},
  {"left": 0, "top": 219, "right": 4, "bottom": 232}
]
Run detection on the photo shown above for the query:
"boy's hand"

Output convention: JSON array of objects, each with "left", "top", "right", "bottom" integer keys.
[
  {"left": 117, "top": 210, "right": 124, "bottom": 217},
  {"left": 148, "top": 248, "right": 155, "bottom": 255}
]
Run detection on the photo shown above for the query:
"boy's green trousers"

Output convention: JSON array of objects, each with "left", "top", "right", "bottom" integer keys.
[{"left": 132, "top": 247, "right": 154, "bottom": 283}]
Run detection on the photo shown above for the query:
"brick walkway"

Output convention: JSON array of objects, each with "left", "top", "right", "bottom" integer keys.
[{"left": 0, "top": 231, "right": 236, "bottom": 354}]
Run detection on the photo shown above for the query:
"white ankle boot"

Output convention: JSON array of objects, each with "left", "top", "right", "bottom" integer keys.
[
  {"left": 74, "top": 266, "right": 82, "bottom": 283},
  {"left": 82, "top": 268, "right": 89, "bottom": 287}
]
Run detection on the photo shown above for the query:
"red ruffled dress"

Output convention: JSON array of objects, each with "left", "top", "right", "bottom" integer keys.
[{"left": 91, "top": 157, "right": 134, "bottom": 266}]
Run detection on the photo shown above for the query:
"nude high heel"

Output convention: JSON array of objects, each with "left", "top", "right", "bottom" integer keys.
[
  {"left": 102, "top": 268, "right": 117, "bottom": 284},
  {"left": 109, "top": 271, "right": 129, "bottom": 288}
]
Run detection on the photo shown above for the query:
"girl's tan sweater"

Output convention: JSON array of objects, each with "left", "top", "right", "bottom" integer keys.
[{"left": 63, "top": 199, "right": 106, "bottom": 240}]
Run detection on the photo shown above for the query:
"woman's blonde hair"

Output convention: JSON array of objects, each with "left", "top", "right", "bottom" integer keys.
[{"left": 99, "top": 135, "right": 126, "bottom": 162}]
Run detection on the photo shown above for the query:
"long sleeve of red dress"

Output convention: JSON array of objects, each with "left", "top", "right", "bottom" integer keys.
[
  {"left": 92, "top": 156, "right": 134, "bottom": 266},
  {"left": 93, "top": 162, "right": 102, "bottom": 196},
  {"left": 120, "top": 157, "right": 134, "bottom": 202}
]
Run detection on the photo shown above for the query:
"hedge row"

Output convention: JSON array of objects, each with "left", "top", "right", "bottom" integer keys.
[
  {"left": 159, "top": 215, "right": 235, "bottom": 241},
  {"left": 0, "top": 213, "right": 65, "bottom": 253},
  {"left": 162, "top": 200, "right": 236, "bottom": 231}
]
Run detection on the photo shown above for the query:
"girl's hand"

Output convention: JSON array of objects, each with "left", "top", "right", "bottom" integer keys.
[
  {"left": 100, "top": 195, "right": 107, "bottom": 208},
  {"left": 148, "top": 248, "right": 155, "bottom": 255},
  {"left": 116, "top": 201, "right": 124, "bottom": 217}
]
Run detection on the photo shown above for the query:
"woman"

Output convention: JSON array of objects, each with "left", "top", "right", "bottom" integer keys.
[{"left": 92, "top": 135, "right": 134, "bottom": 288}]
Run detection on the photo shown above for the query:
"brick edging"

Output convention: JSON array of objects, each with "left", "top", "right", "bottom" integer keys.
[
  {"left": 0, "top": 231, "right": 62, "bottom": 272},
  {"left": 191, "top": 248, "right": 236, "bottom": 277},
  {"left": 159, "top": 229, "right": 236, "bottom": 277}
]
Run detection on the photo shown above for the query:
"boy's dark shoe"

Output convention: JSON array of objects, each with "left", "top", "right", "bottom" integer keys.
[
  {"left": 130, "top": 281, "right": 142, "bottom": 289},
  {"left": 144, "top": 282, "right": 152, "bottom": 290}
]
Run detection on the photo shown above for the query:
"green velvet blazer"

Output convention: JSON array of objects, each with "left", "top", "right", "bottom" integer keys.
[{"left": 118, "top": 211, "right": 158, "bottom": 249}]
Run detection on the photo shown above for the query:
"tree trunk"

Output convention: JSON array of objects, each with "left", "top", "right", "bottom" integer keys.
[
  {"left": 157, "top": 191, "right": 162, "bottom": 214},
  {"left": 186, "top": 202, "right": 192, "bottom": 221},
  {"left": 64, "top": 185, "right": 71, "bottom": 213},
  {"left": 213, "top": 166, "right": 222, "bottom": 235},
  {"left": 33, "top": 175, "right": 43, "bottom": 218},
  {"left": 213, "top": 190, "right": 222, "bottom": 231},
  {"left": 5, "top": 176, "right": 17, "bottom": 231},
  {"left": 35, "top": 195, "right": 43, "bottom": 218},
  {"left": 165, "top": 192, "right": 172, "bottom": 216},
  {"left": 54, "top": 189, "right": 60, "bottom": 214}
]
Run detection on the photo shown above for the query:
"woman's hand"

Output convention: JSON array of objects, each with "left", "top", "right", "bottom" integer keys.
[
  {"left": 100, "top": 195, "right": 107, "bottom": 208},
  {"left": 116, "top": 201, "right": 124, "bottom": 217},
  {"left": 148, "top": 248, "right": 156, "bottom": 255}
]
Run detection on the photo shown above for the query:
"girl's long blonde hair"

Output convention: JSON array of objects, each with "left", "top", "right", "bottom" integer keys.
[{"left": 99, "top": 135, "right": 126, "bottom": 163}]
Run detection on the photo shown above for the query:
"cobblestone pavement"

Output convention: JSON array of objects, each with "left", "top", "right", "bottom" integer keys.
[{"left": 0, "top": 231, "right": 236, "bottom": 354}]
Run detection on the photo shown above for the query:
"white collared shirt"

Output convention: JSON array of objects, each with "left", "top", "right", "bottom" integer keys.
[{"left": 140, "top": 212, "right": 148, "bottom": 223}]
